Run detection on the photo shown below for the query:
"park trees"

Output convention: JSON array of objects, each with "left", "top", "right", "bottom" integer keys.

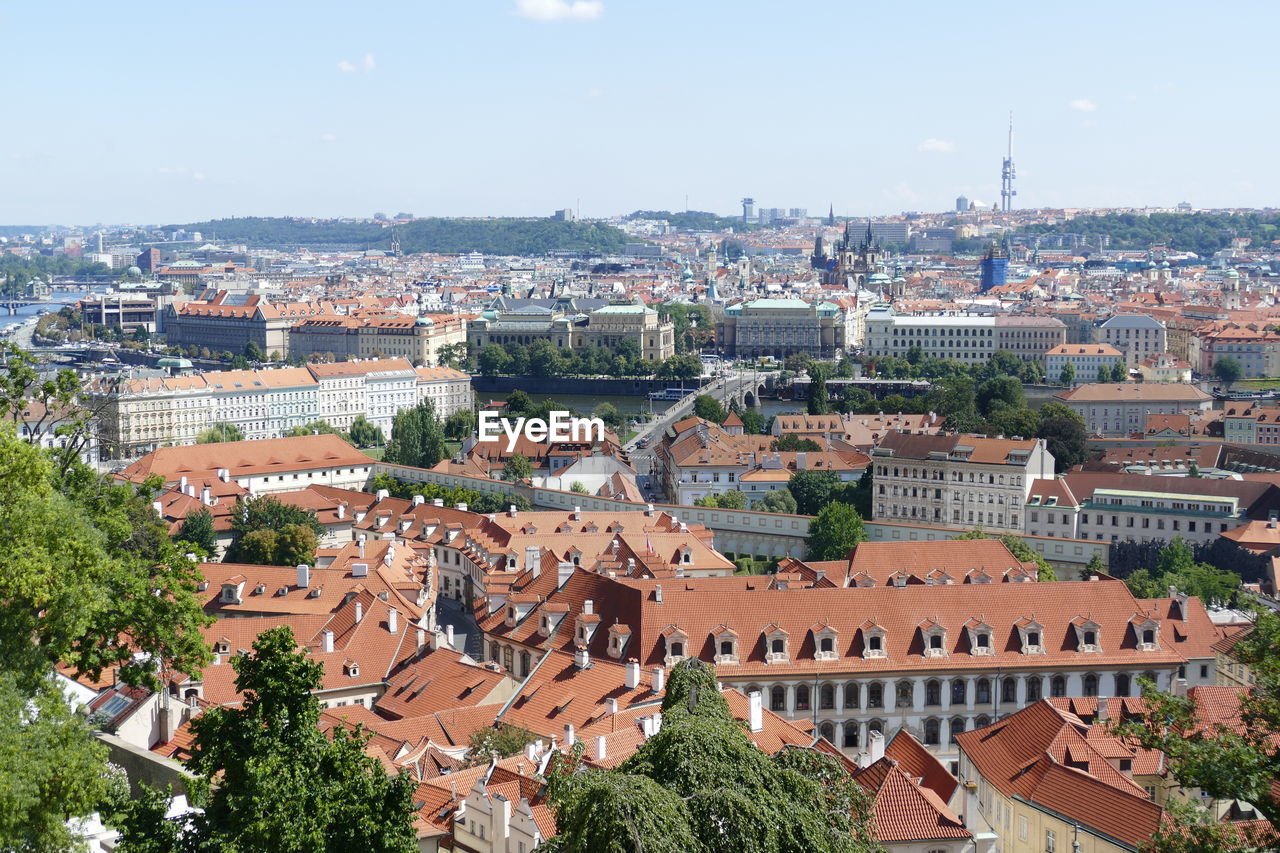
[
  {"left": 787, "top": 470, "right": 840, "bottom": 515},
  {"left": 177, "top": 507, "right": 218, "bottom": 556},
  {"left": 1058, "top": 361, "right": 1075, "bottom": 386},
  {"left": 347, "top": 414, "right": 384, "bottom": 448},
  {"left": 1215, "top": 356, "right": 1244, "bottom": 387},
  {"left": 197, "top": 422, "right": 245, "bottom": 444},
  {"left": 502, "top": 453, "right": 533, "bottom": 482},
  {"left": 224, "top": 495, "right": 324, "bottom": 566},
  {"left": 805, "top": 502, "right": 869, "bottom": 561},
  {"left": 383, "top": 399, "right": 448, "bottom": 469},
  {"left": 1035, "top": 401, "right": 1089, "bottom": 472}
]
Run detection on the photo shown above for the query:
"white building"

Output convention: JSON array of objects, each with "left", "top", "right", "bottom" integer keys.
[
  {"left": 1044, "top": 343, "right": 1124, "bottom": 385},
  {"left": 1053, "top": 383, "right": 1213, "bottom": 437},
  {"left": 1100, "top": 314, "right": 1168, "bottom": 368}
]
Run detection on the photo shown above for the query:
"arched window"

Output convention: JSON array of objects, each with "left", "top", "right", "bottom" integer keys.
[
  {"left": 1051, "top": 675, "right": 1066, "bottom": 698},
  {"left": 896, "top": 680, "right": 914, "bottom": 708},
  {"left": 868, "top": 719, "right": 884, "bottom": 735},
  {"left": 976, "top": 678, "right": 991, "bottom": 704},
  {"left": 949, "top": 716, "right": 966, "bottom": 743},
  {"left": 1001, "top": 678, "right": 1017, "bottom": 704},
  {"left": 819, "top": 721, "right": 835, "bottom": 742},
  {"left": 796, "top": 684, "right": 811, "bottom": 711},
  {"left": 925, "top": 679, "right": 941, "bottom": 706},
  {"left": 820, "top": 683, "right": 835, "bottom": 710},
  {"left": 770, "top": 638, "right": 785, "bottom": 654},
  {"left": 867, "top": 683, "right": 884, "bottom": 708},
  {"left": 975, "top": 714, "right": 992, "bottom": 729},
  {"left": 923, "top": 718, "right": 941, "bottom": 746},
  {"left": 670, "top": 641, "right": 684, "bottom": 657},
  {"left": 843, "top": 721, "right": 859, "bottom": 748},
  {"left": 1115, "top": 673, "right": 1131, "bottom": 697},
  {"left": 1027, "top": 677, "right": 1042, "bottom": 701},
  {"left": 819, "top": 636, "right": 834, "bottom": 654},
  {"left": 951, "top": 679, "right": 966, "bottom": 705},
  {"left": 1083, "top": 673, "right": 1099, "bottom": 697},
  {"left": 844, "top": 682, "right": 859, "bottom": 709},
  {"left": 770, "top": 685, "right": 785, "bottom": 712},
  {"left": 1142, "top": 628, "right": 1155, "bottom": 644}
]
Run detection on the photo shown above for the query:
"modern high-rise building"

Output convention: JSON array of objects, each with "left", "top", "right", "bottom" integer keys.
[{"left": 741, "top": 197, "right": 755, "bottom": 222}]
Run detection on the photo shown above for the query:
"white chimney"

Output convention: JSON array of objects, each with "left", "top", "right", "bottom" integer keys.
[
  {"left": 152, "top": 500, "right": 163, "bottom": 516},
  {"left": 574, "top": 646, "right": 590, "bottom": 669},
  {"left": 412, "top": 494, "right": 425, "bottom": 506},
  {"left": 1096, "top": 695, "right": 1109, "bottom": 722},
  {"left": 354, "top": 601, "right": 364, "bottom": 623},
  {"left": 388, "top": 607, "right": 399, "bottom": 635},
  {"left": 179, "top": 475, "right": 188, "bottom": 490},
  {"left": 625, "top": 660, "right": 640, "bottom": 689},
  {"left": 595, "top": 734, "right": 607, "bottom": 760},
  {"left": 455, "top": 502, "right": 467, "bottom": 512},
  {"left": 201, "top": 485, "right": 211, "bottom": 506},
  {"left": 358, "top": 539, "right": 365, "bottom": 559},
  {"left": 445, "top": 624, "right": 455, "bottom": 649},
  {"left": 218, "top": 468, "right": 230, "bottom": 483},
  {"left": 525, "top": 742, "right": 538, "bottom": 761},
  {"left": 558, "top": 561, "right": 574, "bottom": 589},
  {"left": 563, "top": 724, "right": 575, "bottom": 746},
  {"left": 868, "top": 730, "right": 885, "bottom": 764},
  {"left": 645, "top": 503, "right": 655, "bottom": 516},
  {"left": 432, "top": 498, "right": 444, "bottom": 507},
  {"left": 376, "top": 488, "right": 389, "bottom": 500},
  {"left": 415, "top": 627, "right": 425, "bottom": 649},
  {"left": 652, "top": 666, "right": 665, "bottom": 693},
  {"left": 583, "top": 599, "right": 594, "bottom": 615},
  {"left": 509, "top": 504, "right": 518, "bottom": 517},
  {"left": 296, "top": 564, "right": 310, "bottom": 589},
  {"left": 322, "top": 629, "right": 334, "bottom": 653},
  {"left": 607, "top": 697, "right": 618, "bottom": 714},
  {"left": 352, "top": 562, "right": 368, "bottom": 578},
  {"left": 525, "top": 545, "right": 540, "bottom": 573},
  {"left": 573, "top": 506, "right": 581, "bottom": 520},
  {"left": 336, "top": 502, "right": 346, "bottom": 519},
  {"left": 1173, "top": 677, "right": 1188, "bottom": 697},
  {"left": 748, "top": 690, "right": 763, "bottom": 733},
  {"left": 654, "top": 584, "right": 663, "bottom": 604}
]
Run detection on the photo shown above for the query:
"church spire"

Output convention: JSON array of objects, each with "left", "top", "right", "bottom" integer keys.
[{"left": 827, "top": 204, "right": 835, "bottom": 227}]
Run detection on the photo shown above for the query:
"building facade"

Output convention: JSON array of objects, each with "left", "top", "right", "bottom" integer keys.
[
  {"left": 1044, "top": 344, "right": 1124, "bottom": 385},
  {"left": 1053, "top": 384, "right": 1213, "bottom": 437},
  {"left": 1099, "top": 314, "right": 1168, "bottom": 368},
  {"left": 716, "top": 298, "right": 846, "bottom": 359}
]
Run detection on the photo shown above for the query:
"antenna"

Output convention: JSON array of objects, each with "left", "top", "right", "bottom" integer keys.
[{"left": 1000, "top": 111, "right": 1017, "bottom": 213}]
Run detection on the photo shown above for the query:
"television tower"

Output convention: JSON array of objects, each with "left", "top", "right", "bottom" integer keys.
[{"left": 1000, "top": 112, "right": 1017, "bottom": 213}]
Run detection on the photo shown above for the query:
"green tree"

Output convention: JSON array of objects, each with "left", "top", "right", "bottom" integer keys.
[
  {"left": 1214, "top": 356, "right": 1244, "bottom": 387},
  {"left": 807, "top": 373, "right": 830, "bottom": 415},
  {"left": 0, "top": 342, "right": 101, "bottom": 474},
  {"left": 443, "top": 409, "right": 477, "bottom": 441},
  {"left": 505, "top": 389, "right": 533, "bottom": 415},
  {"left": 348, "top": 414, "right": 384, "bottom": 448},
  {"left": 656, "top": 354, "right": 703, "bottom": 381},
  {"left": 783, "top": 352, "right": 813, "bottom": 374},
  {"left": 478, "top": 344, "right": 512, "bottom": 376},
  {"left": 1081, "top": 552, "right": 1106, "bottom": 580},
  {"left": 225, "top": 496, "right": 324, "bottom": 565},
  {"left": 754, "top": 489, "right": 798, "bottom": 514},
  {"left": 1096, "top": 364, "right": 1110, "bottom": 383},
  {"left": 284, "top": 419, "right": 341, "bottom": 438},
  {"left": 243, "top": 340, "right": 266, "bottom": 362},
  {"left": 275, "top": 524, "right": 319, "bottom": 567},
  {"left": 700, "top": 490, "right": 746, "bottom": 510},
  {"left": 502, "top": 453, "right": 533, "bottom": 482},
  {"left": 177, "top": 507, "right": 218, "bottom": 556},
  {"left": 592, "top": 402, "right": 624, "bottom": 431},
  {"left": 1058, "top": 361, "right": 1075, "bottom": 386},
  {"left": 197, "top": 422, "right": 245, "bottom": 444},
  {"left": 905, "top": 344, "right": 923, "bottom": 365},
  {"left": 466, "top": 724, "right": 539, "bottom": 767},
  {"left": 805, "top": 502, "right": 868, "bottom": 560},
  {"left": 693, "top": 395, "right": 727, "bottom": 423},
  {"left": 123, "top": 626, "right": 420, "bottom": 853},
  {"left": 976, "top": 374, "right": 1025, "bottom": 417},
  {"left": 997, "top": 534, "right": 1057, "bottom": 581},
  {"left": 383, "top": 399, "right": 448, "bottom": 469},
  {"left": 1036, "top": 402, "right": 1088, "bottom": 473},
  {"left": 570, "top": 481, "right": 588, "bottom": 494},
  {"left": 739, "top": 408, "right": 767, "bottom": 434},
  {"left": 528, "top": 339, "right": 561, "bottom": 378},
  {"left": 787, "top": 470, "right": 840, "bottom": 516},
  {"left": 542, "top": 657, "right": 881, "bottom": 853},
  {"left": 772, "top": 434, "right": 823, "bottom": 452},
  {"left": 1111, "top": 360, "right": 1128, "bottom": 382},
  {"left": 236, "top": 528, "right": 280, "bottom": 564}
]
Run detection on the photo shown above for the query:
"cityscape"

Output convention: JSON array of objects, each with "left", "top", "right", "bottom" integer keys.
[{"left": 4, "top": 3, "right": 1280, "bottom": 853}]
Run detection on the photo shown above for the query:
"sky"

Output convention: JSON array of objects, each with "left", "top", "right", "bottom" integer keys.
[{"left": 3, "top": 0, "right": 1277, "bottom": 224}]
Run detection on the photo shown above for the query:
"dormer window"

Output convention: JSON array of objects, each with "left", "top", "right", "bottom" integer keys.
[
  {"left": 919, "top": 619, "right": 947, "bottom": 658},
  {"left": 679, "top": 547, "right": 692, "bottom": 565},
  {"left": 1016, "top": 618, "right": 1045, "bottom": 655},
  {"left": 220, "top": 580, "right": 244, "bottom": 605},
  {"left": 763, "top": 624, "right": 789, "bottom": 664},
  {"left": 214, "top": 639, "right": 230, "bottom": 655},
  {"left": 606, "top": 623, "right": 631, "bottom": 659},
  {"left": 712, "top": 625, "right": 739, "bottom": 665},
  {"left": 1072, "top": 618, "right": 1102, "bottom": 653},
  {"left": 965, "top": 619, "right": 994, "bottom": 657},
  {"left": 861, "top": 621, "right": 887, "bottom": 659},
  {"left": 344, "top": 661, "right": 360, "bottom": 677},
  {"left": 811, "top": 623, "right": 839, "bottom": 662},
  {"left": 1132, "top": 617, "right": 1160, "bottom": 651},
  {"left": 662, "top": 627, "right": 689, "bottom": 666}
]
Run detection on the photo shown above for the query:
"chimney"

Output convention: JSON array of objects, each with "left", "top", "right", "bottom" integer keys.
[
  {"left": 748, "top": 690, "right": 763, "bottom": 733},
  {"left": 625, "top": 660, "right": 640, "bottom": 689},
  {"left": 563, "top": 724, "right": 575, "bottom": 746},
  {"left": 525, "top": 742, "right": 538, "bottom": 761},
  {"left": 432, "top": 498, "right": 444, "bottom": 507},
  {"left": 201, "top": 485, "right": 211, "bottom": 506},
  {"left": 595, "top": 734, "right": 607, "bottom": 760},
  {"left": 557, "top": 561, "right": 574, "bottom": 589},
  {"left": 646, "top": 503, "right": 655, "bottom": 516},
  {"left": 415, "top": 627, "right": 425, "bottom": 650},
  {"left": 152, "top": 500, "right": 163, "bottom": 517},
  {"left": 336, "top": 501, "right": 346, "bottom": 519},
  {"left": 1173, "top": 677, "right": 1188, "bottom": 697},
  {"left": 654, "top": 584, "right": 663, "bottom": 604},
  {"left": 583, "top": 599, "right": 594, "bottom": 615},
  {"left": 607, "top": 697, "right": 618, "bottom": 714},
  {"left": 525, "top": 545, "right": 540, "bottom": 573},
  {"left": 296, "top": 564, "right": 310, "bottom": 589},
  {"left": 354, "top": 601, "right": 364, "bottom": 623},
  {"left": 218, "top": 468, "right": 230, "bottom": 483},
  {"left": 574, "top": 646, "right": 590, "bottom": 669},
  {"left": 412, "top": 494, "right": 425, "bottom": 506},
  {"left": 445, "top": 623, "right": 455, "bottom": 649},
  {"left": 652, "top": 666, "right": 665, "bottom": 693},
  {"left": 455, "top": 502, "right": 468, "bottom": 512},
  {"left": 509, "top": 504, "right": 518, "bottom": 518},
  {"left": 179, "top": 475, "right": 188, "bottom": 490},
  {"left": 573, "top": 506, "right": 582, "bottom": 520},
  {"left": 388, "top": 607, "right": 399, "bottom": 635},
  {"left": 797, "top": 452, "right": 808, "bottom": 470},
  {"left": 322, "top": 629, "right": 334, "bottom": 653},
  {"left": 868, "top": 730, "right": 885, "bottom": 764},
  {"left": 352, "top": 562, "right": 368, "bottom": 578},
  {"left": 358, "top": 538, "right": 366, "bottom": 559},
  {"left": 376, "top": 488, "right": 389, "bottom": 500},
  {"left": 1096, "top": 695, "right": 1109, "bottom": 722}
]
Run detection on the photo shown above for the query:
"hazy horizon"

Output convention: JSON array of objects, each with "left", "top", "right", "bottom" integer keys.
[{"left": 5, "top": 0, "right": 1277, "bottom": 224}]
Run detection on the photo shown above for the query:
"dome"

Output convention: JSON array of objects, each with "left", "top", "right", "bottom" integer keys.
[
  {"left": 1225, "top": 267, "right": 1240, "bottom": 278},
  {"left": 126, "top": 265, "right": 142, "bottom": 277},
  {"left": 869, "top": 272, "right": 891, "bottom": 284}
]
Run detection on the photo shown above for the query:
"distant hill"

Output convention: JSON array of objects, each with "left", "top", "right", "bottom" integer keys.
[
  {"left": 627, "top": 210, "right": 759, "bottom": 232},
  {"left": 1024, "top": 212, "right": 1280, "bottom": 256},
  {"left": 166, "top": 216, "right": 631, "bottom": 256}
]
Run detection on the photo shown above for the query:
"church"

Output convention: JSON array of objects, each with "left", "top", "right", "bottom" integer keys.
[{"left": 812, "top": 221, "right": 889, "bottom": 290}]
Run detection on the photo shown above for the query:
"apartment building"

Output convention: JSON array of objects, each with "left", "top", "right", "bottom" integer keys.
[
  {"left": 870, "top": 432, "right": 1055, "bottom": 534},
  {"left": 1044, "top": 343, "right": 1124, "bottom": 385},
  {"left": 1099, "top": 314, "right": 1167, "bottom": 368},
  {"left": 1053, "top": 383, "right": 1213, "bottom": 437},
  {"left": 1193, "top": 323, "right": 1280, "bottom": 379},
  {"left": 1023, "top": 471, "right": 1280, "bottom": 547},
  {"left": 203, "top": 367, "right": 319, "bottom": 440},
  {"left": 1138, "top": 353, "right": 1193, "bottom": 384},
  {"left": 306, "top": 358, "right": 418, "bottom": 435},
  {"left": 76, "top": 293, "right": 158, "bottom": 334},
  {"left": 995, "top": 315, "right": 1068, "bottom": 363},
  {"left": 165, "top": 291, "right": 333, "bottom": 355},
  {"left": 92, "top": 374, "right": 215, "bottom": 460},
  {"left": 415, "top": 365, "right": 474, "bottom": 420},
  {"left": 864, "top": 308, "right": 1065, "bottom": 366}
]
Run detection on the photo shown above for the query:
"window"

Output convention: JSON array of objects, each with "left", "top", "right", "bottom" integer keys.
[
  {"left": 1046, "top": 828, "right": 1057, "bottom": 852},
  {"left": 720, "top": 640, "right": 734, "bottom": 657},
  {"left": 670, "top": 641, "right": 684, "bottom": 657},
  {"left": 925, "top": 679, "right": 941, "bottom": 706},
  {"left": 896, "top": 680, "right": 914, "bottom": 709},
  {"left": 820, "top": 636, "right": 834, "bottom": 653},
  {"left": 843, "top": 721, "right": 859, "bottom": 748},
  {"left": 1083, "top": 673, "right": 1098, "bottom": 697},
  {"left": 1115, "top": 673, "right": 1131, "bottom": 697},
  {"left": 1002, "top": 678, "right": 1017, "bottom": 703},
  {"left": 844, "top": 682, "right": 859, "bottom": 709},
  {"left": 795, "top": 685, "right": 811, "bottom": 711},
  {"left": 770, "top": 685, "right": 785, "bottom": 712},
  {"left": 770, "top": 638, "right": 785, "bottom": 654},
  {"left": 951, "top": 679, "right": 966, "bottom": 704},
  {"left": 1027, "top": 677, "right": 1042, "bottom": 701},
  {"left": 924, "top": 718, "right": 941, "bottom": 745},
  {"left": 867, "top": 683, "right": 884, "bottom": 708},
  {"left": 1051, "top": 675, "right": 1066, "bottom": 698},
  {"left": 1019, "top": 815, "right": 1029, "bottom": 841},
  {"left": 820, "top": 683, "right": 835, "bottom": 710},
  {"left": 976, "top": 678, "right": 991, "bottom": 704}
]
